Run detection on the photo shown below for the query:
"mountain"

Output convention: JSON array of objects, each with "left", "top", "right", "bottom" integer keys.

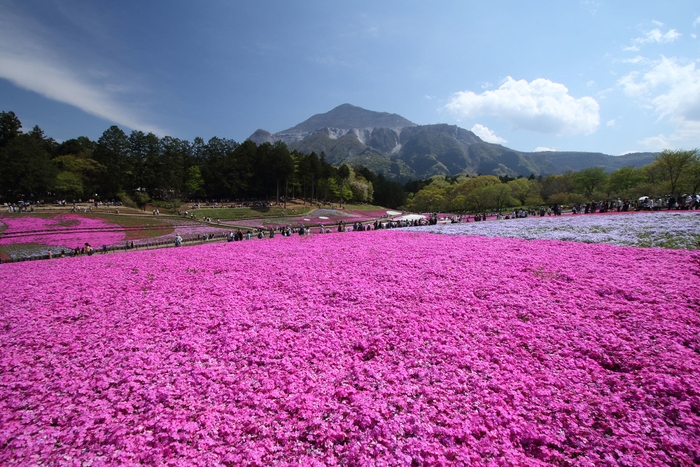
[{"left": 249, "top": 104, "right": 657, "bottom": 179}]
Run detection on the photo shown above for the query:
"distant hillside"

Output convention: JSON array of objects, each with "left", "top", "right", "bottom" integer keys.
[{"left": 249, "top": 104, "right": 658, "bottom": 178}]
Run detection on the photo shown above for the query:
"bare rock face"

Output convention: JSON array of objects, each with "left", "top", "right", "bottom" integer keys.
[
  {"left": 251, "top": 103, "right": 417, "bottom": 145},
  {"left": 248, "top": 129, "right": 275, "bottom": 145}
]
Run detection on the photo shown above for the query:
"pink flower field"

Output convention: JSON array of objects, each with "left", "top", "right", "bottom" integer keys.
[
  {"left": 0, "top": 214, "right": 125, "bottom": 250},
  {"left": 1, "top": 232, "right": 699, "bottom": 466}
]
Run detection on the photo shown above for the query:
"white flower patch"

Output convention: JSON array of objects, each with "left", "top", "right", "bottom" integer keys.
[{"left": 400, "top": 212, "right": 700, "bottom": 249}]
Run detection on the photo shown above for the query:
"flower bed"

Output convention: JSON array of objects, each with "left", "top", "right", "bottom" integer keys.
[
  {"left": 401, "top": 211, "right": 700, "bottom": 250},
  {"left": 1, "top": 232, "right": 699, "bottom": 465},
  {"left": 0, "top": 215, "right": 234, "bottom": 259},
  {"left": 0, "top": 214, "right": 125, "bottom": 254},
  {"left": 223, "top": 208, "right": 389, "bottom": 229}
]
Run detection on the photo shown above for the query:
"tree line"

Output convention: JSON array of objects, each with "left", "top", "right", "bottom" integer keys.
[
  {"left": 404, "top": 149, "right": 700, "bottom": 213},
  {"left": 0, "top": 111, "right": 406, "bottom": 208},
  {"left": 2, "top": 110, "right": 698, "bottom": 213}
]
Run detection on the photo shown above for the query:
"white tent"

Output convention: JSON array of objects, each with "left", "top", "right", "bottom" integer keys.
[{"left": 396, "top": 214, "right": 426, "bottom": 221}]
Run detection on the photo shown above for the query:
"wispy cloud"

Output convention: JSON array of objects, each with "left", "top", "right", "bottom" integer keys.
[
  {"left": 445, "top": 77, "right": 600, "bottom": 136},
  {"left": 617, "top": 55, "right": 649, "bottom": 64},
  {"left": 693, "top": 16, "right": 700, "bottom": 28},
  {"left": 627, "top": 28, "right": 681, "bottom": 50},
  {"left": 533, "top": 146, "right": 556, "bottom": 152},
  {"left": 580, "top": 1, "right": 600, "bottom": 15},
  {"left": 0, "top": 6, "right": 167, "bottom": 136}
]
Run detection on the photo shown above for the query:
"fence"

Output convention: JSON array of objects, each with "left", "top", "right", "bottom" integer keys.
[{"left": 0, "top": 233, "right": 231, "bottom": 264}]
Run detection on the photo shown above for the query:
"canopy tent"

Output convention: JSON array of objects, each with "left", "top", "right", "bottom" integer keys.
[{"left": 396, "top": 214, "right": 426, "bottom": 221}]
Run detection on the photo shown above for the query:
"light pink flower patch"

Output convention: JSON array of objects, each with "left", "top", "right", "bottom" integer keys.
[{"left": 1, "top": 231, "right": 699, "bottom": 465}]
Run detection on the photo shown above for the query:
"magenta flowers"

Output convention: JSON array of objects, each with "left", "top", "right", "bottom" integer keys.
[
  {"left": 1, "top": 231, "right": 699, "bottom": 465},
  {"left": 0, "top": 214, "right": 125, "bottom": 249}
]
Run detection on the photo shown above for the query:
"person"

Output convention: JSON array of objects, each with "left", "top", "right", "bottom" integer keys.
[
  {"left": 85, "top": 243, "right": 94, "bottom": 256},
  {"left": 174, "top": 235, "right": 182, "bottom": 247},
  {"left": 257, "top": 231, "right": 264, "bottom": 239}
]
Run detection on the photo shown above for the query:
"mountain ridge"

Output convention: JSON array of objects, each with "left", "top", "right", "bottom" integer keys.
[{"left": 249, "top": 104, "right": 657, "bottom": 179}]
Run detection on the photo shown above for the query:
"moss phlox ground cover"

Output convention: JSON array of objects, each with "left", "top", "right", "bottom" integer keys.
[
  {"left": 407, "top": 212, "right": 700, "bottom": 250},
  {"left": 0, "top": 214, "right": 125, "bottom": 249},
  {"left": 1, "top": 232, "right": 699, "bottom": 465}
]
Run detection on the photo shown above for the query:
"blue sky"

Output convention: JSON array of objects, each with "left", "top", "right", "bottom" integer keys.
[{"left": 1, "top": 0, "right": 698, "bottom": 156}]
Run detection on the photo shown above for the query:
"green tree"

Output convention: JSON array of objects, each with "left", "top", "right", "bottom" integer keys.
[
  {"left": 540, "top": 173, "right": 574, "bottom": 202},
  {"left": 308, "top": 152, "right": 321, "bottom": 203},
  {"left": 129, "top": 130, "right": 160, "bottom": 195},
  {"left": 607, "top": 165, "right": 646, "bottom": 195},
  {"left": 408, "top": 183, "right": 446, "bottom": 212},
  {"left": 185, "top": 165, "right": 205, "bottom": 197},
  {"left": 483, "top": 183, "right": 516, "bottom": 212},
  {"left": 0, "top": 111, "right": 22, "bottom": 149},
  {"left": 267, "top": 141, "right": 294, "bottom": 207},
  {"left": 374, "top": 174, "right": 406, "bottom": 209},
  {"left": 319, "top": 152, "right": 334, "bottom": 201},
  {"left": 337, "top": 164, "right": 351, "bottom": 205},
  {"left": 573, "top": 167, "right": 608, "bottom": 198},
  {"left": 0, "top": 134, "right": 57, "bottom": 198},
  {"left": 679, "top": 152, "right": 700, "bottom": 195},
  {"left": 52, "top": 154, "right": 105, "bottom": 199},
  {"left": 94, "top": 126, "right": 129, "bottom": 198},
  {"left": 653, "top": 148, "right": 697, "bottom": 195},
  {"left": 508, "top": 178, "right": 537, "bottom": 205}
]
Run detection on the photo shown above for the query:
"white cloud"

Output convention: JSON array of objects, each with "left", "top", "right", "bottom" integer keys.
[
  {"left": 533, "top": 146, "right": 556, "bottom": 152},
  {"left": 470, "top": 124, "right": 507, "bottom": 144},
  {"left": 618, "top": 55, "right": 648, "bottom": 64},
  {"left": 693, "top": 16, "right": 700, "bottom": 28},
  {"left": 0, "top": 8, "right": 167, "bottom": 136},
  {"left": 580, "top": 1, "right": 600, "bottom": 15},
  {"left": 652, "top": 20, "right": 664, "bottom": 27},
  {"left": 445, "top": 77, "right": 600, "bottom": 136},
  {"left": 597, "top": 88, "right": 613, "bottom": 99},
  {"left": 607, "top": 119, "right": 616, "bottom": 127},
  {"left": 619, "top": 56, "right": 700, "bottom": 147},
  {"left": 481, "top": 82, "right": 493, "bottom": 90},
  {"left": 630, "top": 28, "right": 681, "bottom": 47},
  {"left": 640, "top": 134, "right": 672, "bottom": 150},
  {"left": 586, "top": 80, "right": 595, "bottom": 87},
  {"left": 692, "top": 33, "right": 697, "bottom": 39}
]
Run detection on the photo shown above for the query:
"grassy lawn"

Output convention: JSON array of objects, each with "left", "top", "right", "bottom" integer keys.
[
  {"left": 91, "top": 213, "right": 170, "bottom": 229},
  {"left": 343, "top": 204, "right": 388, "bottom": 211},
  {"left": 88, "top": 214, "right": 176, "bottom": 240},
  {"left": 192, "top": 205, "right": 314, "bottom": 221}
]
